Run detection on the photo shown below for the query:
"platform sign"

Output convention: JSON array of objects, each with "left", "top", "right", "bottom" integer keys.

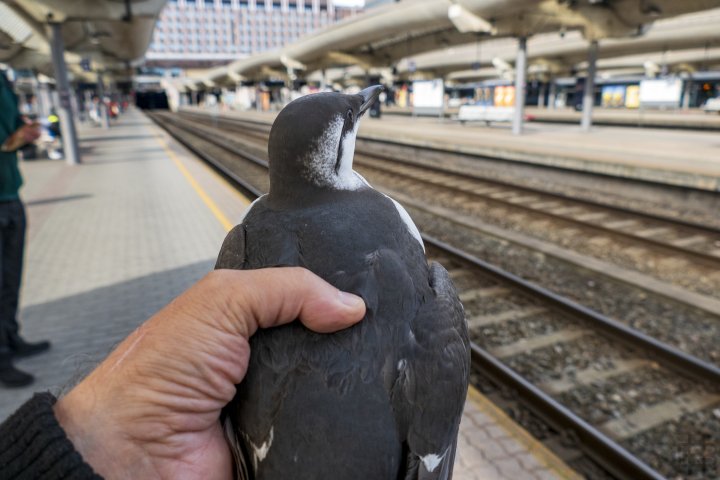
[
  {"left": 412, "top": 79, "right": 444, "bottom": 116},
  {"left": 493, "top": 86, "right": 515, "bottom": 107},
  {"left": 625, "top": 85, "right": 640, "bottom": 109},
  {"left": 601, "top": 86, "right": 626, "bottom": 108},
  {"left": 639, "top": 78, "right": 682, "bottom": 108}
]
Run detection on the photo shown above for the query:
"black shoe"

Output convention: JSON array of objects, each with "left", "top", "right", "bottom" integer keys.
[
  {"left": 8, "top": 334, "right": 51, "bottom": 358},
  {"left": 0, "top": 354, "right": 34, "bottom": 388}
]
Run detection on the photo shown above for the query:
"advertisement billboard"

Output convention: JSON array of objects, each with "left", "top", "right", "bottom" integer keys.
[
  {"left": 412, "top": 79, "right": 444, "bottom": 116},
  {"left": 639, "top": 78, "right": 682, "bottom": 108},
  {"left": 601, "top": 86, "right": 626, "bottom": 108},
  {"left": 625, "top": 85, "right": 640, "bottom": 109},
  {"left": 493, "top": 86, "right": 515, "bottom": 107}
]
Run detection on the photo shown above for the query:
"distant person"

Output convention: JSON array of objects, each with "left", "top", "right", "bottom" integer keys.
[
  {"left": 0, "top": 70, "right": 50, "bottom": 388},
  {"left": 47, "top": 109, "right": 61, "bottom": 139}
]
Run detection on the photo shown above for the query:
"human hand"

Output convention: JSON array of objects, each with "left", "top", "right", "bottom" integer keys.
[
  {"left": 54, "top": 268, "right": 366, "bottom": 479},
  {"left": 1, "top": 123, "right": 41, "bottom": 152},
  {"left": 20, "top": 121, "right": 41, "bottom": 143}
]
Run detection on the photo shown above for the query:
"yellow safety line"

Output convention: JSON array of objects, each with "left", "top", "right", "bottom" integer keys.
[
  {"left": 155, "top": 132, "right": 235, "bottom": 233},
  {"left": 466, "top": 385, "right": 583, "bottom": 479},
  {"left": 188, "top": 146, "right": 252, "bottom": 209}
]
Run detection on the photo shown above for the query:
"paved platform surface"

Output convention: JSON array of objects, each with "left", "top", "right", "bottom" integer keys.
[
  {"left": 195, "top": 106, "right": 720, "bottom": 191},
  {"left": 2, "top": 107, "right": 580, "bottom": 479},
  {"left": 385, "top": 105, "right": 720, "bottom": 131}
]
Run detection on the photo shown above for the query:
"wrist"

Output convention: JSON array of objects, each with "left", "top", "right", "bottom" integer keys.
[{"left": 54, "top": 385, "right": 155, "bottom": 479}]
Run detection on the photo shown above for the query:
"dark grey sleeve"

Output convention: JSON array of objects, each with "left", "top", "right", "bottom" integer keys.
[{"left": 0, "top": 392, "right": 103, "bottom": 479}]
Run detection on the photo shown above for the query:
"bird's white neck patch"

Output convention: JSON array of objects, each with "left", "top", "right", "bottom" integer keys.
[{"left": 304, "top": 115, "right": 364, "bottom": 191}]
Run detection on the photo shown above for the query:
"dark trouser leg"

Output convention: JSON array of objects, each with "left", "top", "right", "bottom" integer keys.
[{"left": 0, "top": 200, "right": 25, "bottom": 349}]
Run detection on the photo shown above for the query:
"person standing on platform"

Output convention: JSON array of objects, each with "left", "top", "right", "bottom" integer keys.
[{"left": 0, "top": 69, "right": 50, "bottom": 388}]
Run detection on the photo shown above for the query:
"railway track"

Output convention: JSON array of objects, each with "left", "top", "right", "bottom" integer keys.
[
  {"left": 150, "top": 110, "right": 720, "bottom": 480},
  {"left": 173, "top": 111, "right": 720, "bottom": 299},
  {"left": 164, "top": 114, "right": 720, "bottom": 355}
]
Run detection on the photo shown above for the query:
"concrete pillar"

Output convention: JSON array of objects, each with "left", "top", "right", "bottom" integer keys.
[
  {"left": 83, "top": 89, "right": 93, "bottom": 122},
  {"left": 548, "top": 79, "right": 557, "bottom": 109},
  {"left": 537, "top": 82, "right": 547, "bottom": 108},
  {"left": 512, "top": 36, "right": 527, "bottom": 136},
  {"left": 96, "top": 72, "right": 110, "bottom": 129},
  {"left": 35, "top": 80, "right": 52, "bottom": 118},
  {"left": 682, "top": 78, "right": 692, "bottom": 110},
  {"left": 48, "top": 22, "right": 81, "bottom": 165},
  {"left": 320, "top": 68, "right": 328, "bottom": 91},
  {"left": 581, "top": 40, "right": 598, "bottom": 132}
]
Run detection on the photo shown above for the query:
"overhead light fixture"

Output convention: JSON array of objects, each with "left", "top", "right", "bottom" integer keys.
[
  {"left": 280, "top": 55, "right": 306, "bottom": 71},
  {"left": 640, "top": 0, "right": 662, "bottom": 17},
  {"left": 492, "top": 57, "right": 511, "bottom": 71},
  {"left": 448, "top": 4, "right": 495, "bottom": 34},
  {"left": 0, "top": 4, "right": 33, "bottom": 44}
]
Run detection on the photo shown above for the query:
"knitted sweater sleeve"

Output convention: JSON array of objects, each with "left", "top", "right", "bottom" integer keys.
[{"left": 0, "top": 392, "right": 102, "bottom": 479}]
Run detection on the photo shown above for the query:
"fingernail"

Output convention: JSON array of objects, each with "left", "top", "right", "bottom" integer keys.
[{"left": 338, "top": 290, "right": 365, "bottom": 309}]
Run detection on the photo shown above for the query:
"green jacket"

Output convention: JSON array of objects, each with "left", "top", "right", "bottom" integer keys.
[{"left": 0, "top": 72, "right": 24, "bottom": 201}]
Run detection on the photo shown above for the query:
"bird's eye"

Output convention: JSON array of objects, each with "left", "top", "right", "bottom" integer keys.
[{"left": 347, "top": 110, "right": 354, "bottom": 122}]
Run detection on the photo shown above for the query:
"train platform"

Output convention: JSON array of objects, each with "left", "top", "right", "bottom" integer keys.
[
  {"left": 0, "top": 107, "right": 581, "bottom": 479},
  {"left": 525, "top": 107, "right": 720, "bottom": 131},
  {"left": 384, "top": 105, "right": 720, "bottom": 131},
  {"left": 196, "top": 107, "right": 720, "bottom": 191}
]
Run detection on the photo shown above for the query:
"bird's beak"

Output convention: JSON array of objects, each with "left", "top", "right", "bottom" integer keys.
[{"left": 358, "top": 85, "right": 384, "bottom": 115}]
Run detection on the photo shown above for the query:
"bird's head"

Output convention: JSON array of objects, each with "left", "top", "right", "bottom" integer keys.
[{"left": 267, "top": 85, "right": 383, "bottom": 198}]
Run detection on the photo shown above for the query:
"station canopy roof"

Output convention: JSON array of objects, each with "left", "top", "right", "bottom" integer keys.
[
  {"left": 192, "top": 0, "right": 720, "bottom": 88},
  {"left": 397, "top": 7, "right": 720, "bottom": 82},
  {"left": 0, "top": 0, "right": 166, "bottom": 79}
]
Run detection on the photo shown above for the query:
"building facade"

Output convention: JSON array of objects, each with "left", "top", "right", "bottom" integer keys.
[{"left": 145, "top": 0, "right": 361, "bottom": 69}]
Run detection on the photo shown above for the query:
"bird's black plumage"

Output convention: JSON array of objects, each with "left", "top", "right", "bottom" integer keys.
[{"left": 215, "top": 86, "right": 469, "bottom": 480}]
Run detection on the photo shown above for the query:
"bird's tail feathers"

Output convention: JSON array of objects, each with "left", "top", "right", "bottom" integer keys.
[{"left": 224, "top": 415, "right": 250, "bottom": 480}]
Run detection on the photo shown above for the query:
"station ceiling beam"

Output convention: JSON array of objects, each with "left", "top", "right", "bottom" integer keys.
[{"left": 397, "top": 10, "right": 720, "bottom": 79}]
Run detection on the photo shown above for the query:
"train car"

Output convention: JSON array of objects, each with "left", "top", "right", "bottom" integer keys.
[
  {"left": 134, "top": 76, "right": 169, "bottom": 110},
  {"left": 135, "top": 90, "right": 169, "bottom": 110}
]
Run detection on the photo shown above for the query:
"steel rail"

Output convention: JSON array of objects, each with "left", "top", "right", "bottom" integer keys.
[
  {"left": 155, "top": 113, "right": 720, "bottom": 386},
  {"left": 425, "top": 236, "right": 720, "bottom": 386},
  {"left": 175, "top": 111, "right": 720, "bottom": 270},
  {"left": 467, "top": 342, "right": 665, "bottom": 480},
  {"left": 149, "top": 113, "right": 265, "bottom": 199},
  {"left": 180, "top": 110, "right": 720, "bottom": 237},
  {"left": 357, "top": 159, "right": 720, "bottom": 268}
]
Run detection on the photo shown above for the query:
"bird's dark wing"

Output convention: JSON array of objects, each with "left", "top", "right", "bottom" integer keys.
[
  {"left": 395, "top": 262, "right": 470, "bottom": 480},
  {"left": 215, "top": 223, "right": 247, "bottom": 270},
  {"left": 215, "top": 223, "right": 252, "bottom": 479}
]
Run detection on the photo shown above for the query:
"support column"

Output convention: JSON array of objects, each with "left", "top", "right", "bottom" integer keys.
[
  {"left": 682, "top": 77, "right": 692, "bottom": 110},
  {"left": 83, "top": 89, "right": 93, "bottom": 122},
  {"left": 581, "top": 40, "right": 598, "bottom": 132},
  {"left": 35, "top": 79, "right": 52, "bottom": 119},
  {"left": 48, "top": 22, "right": 81, "bottom": 165},
  {"left": 548, "top": 79, "right": 557, "bottom": 109},
  {"left": 537, "top": 82, "right": 547, "bottom": 108},
  {"left": 512, "top": 36, "right": 527, "bottom": 136},
  {"left": 96, "top": 72, "right": 110, "bottom": 129},
  {"left": 320, "top": 69, "right": 328, "bottom": 91}
]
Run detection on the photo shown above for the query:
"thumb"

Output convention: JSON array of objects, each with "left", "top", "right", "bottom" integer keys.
[{"left": 214, "top": 267, "right": 366, "bottom": 336}]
